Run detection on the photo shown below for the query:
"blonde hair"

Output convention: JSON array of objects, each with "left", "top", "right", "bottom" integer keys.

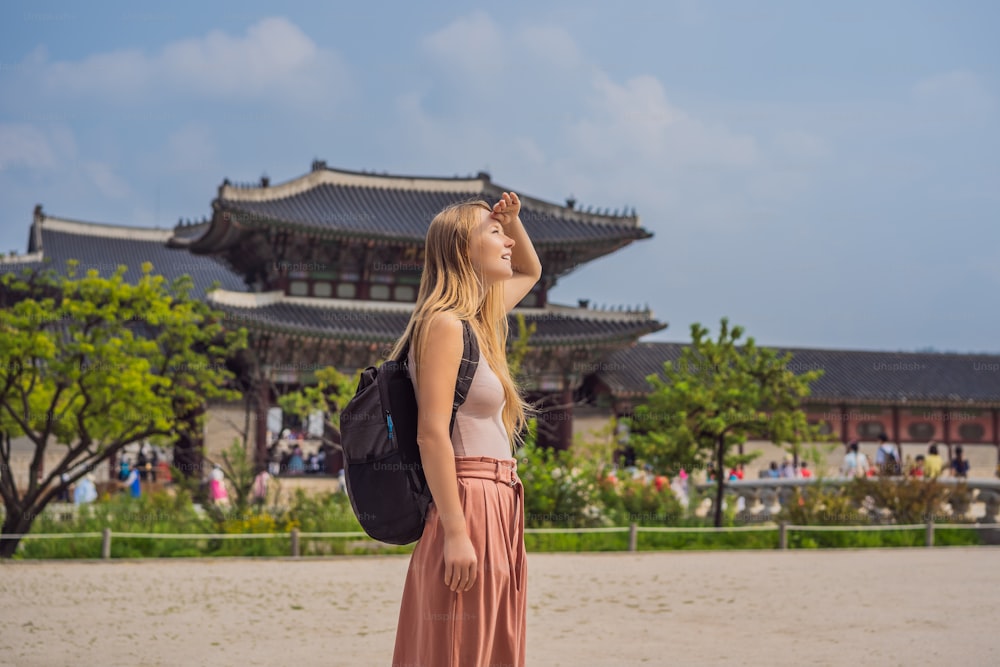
[{"left": 388, "top": 199, "right": 530, "bottom": 450}]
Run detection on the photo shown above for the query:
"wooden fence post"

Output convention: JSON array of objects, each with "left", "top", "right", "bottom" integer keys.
[
  {"left": 628, "top": 523, "right": 638, "bottom": 552},
  {"left": 291, "top": 528, "right": 300, "bottom": 558},
  {"left": 779, "top": 522, "right": 788, "bottom": 550},
  {"left": 101, "top": 528, "right": 111, "bottom": 559}
]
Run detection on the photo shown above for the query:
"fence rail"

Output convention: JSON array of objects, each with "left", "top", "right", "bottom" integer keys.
[{"left": 3, "top": 521, "right": 999, "bottom": 558}]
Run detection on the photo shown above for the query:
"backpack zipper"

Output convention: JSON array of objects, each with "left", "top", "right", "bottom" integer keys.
[{"left": 386, "top": 413, "right": 395, "bottom": 444}]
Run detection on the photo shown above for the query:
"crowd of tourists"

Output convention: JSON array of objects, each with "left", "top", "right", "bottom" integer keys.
[{"left": 839, "top": 434, "right": 971, "bottom": 479}]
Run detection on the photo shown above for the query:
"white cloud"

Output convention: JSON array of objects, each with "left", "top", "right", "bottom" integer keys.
[
  {"left": 35, "top": 17, "right": 349, "bottom": 106},
  {"left": 0, "top": 123, "right": 81, "bottom": 172},
  {"left": 159, "top": 18, "right": 326, "bottom": 96},
  {"left": 571, "top": 72, "right": 757, "bottom": 168},
  {"left": 422, "top": 11, "right": 505, "bottom": 77},
  {"left": 422, "top": 13, "right": 582, "bottom": 91},
  {"left": 408, "top": 12, "right": 760, "bottom": 174},
  {"left": 0, "top": 123, "right": 59, "bottom": 170},
  {"left": 516, "top": 26, "right": 582, "bottom": 69},
  {"left": 399, "top": 12, "right": 769, "bottom": 233}
]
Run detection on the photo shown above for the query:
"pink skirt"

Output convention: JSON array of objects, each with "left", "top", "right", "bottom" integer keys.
[{"left": 392, "top": 456, "right": 527, "bottom": 667}]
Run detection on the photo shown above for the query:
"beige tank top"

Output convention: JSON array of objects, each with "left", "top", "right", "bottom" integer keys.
[{"left": 407, "top": 343, "right": 513, "bottom": 460}]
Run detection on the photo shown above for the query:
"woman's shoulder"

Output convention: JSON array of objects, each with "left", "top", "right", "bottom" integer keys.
[
  {"left": 419, "top": 311, "right": 465, "bottom": 345},
  {"left": 411, "top": 312, "right": 466, "bottom": 367},
  {"left": 424, "top": 310, "right": 464, "bottom": 327}
]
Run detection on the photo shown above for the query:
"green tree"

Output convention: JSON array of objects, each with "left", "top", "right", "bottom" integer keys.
[
  {"left": 0, "top": 263, "right": 246, "bottom": 557},
  {"left": 508, "top": 312, "right": 536, "bottom": 383},
  {"left": 277, "top": 366, "right": 358, "bottom": 455},
  {"left": 627, "top": 318, "right": 825, "bottom": 527},
  {"left": 215, "top": 437, "right": 258, "bottom": 517}
]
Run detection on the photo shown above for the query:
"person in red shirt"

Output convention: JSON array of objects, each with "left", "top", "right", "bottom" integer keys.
[
  {"left": 653, "top": 474, "right": 668, "bottom": 492},
  {"left": 799, "top": 461, "right": 812, "bottom": 478}
]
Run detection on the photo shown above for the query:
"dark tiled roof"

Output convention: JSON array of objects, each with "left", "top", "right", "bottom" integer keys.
[
  {"left": 597, "top": 343, "right": 1000, "bottom": 406},
  {"left": 213, "top": 167, "right": 649, "bottom": 246},
  {"left": 0, "top": 256, "right": 46, "bottom": 275},
  {"left": 211, "top": 300, "right": 666, "bottom": 347},
  {"left": 171, "top": 220, "right": 211, "bottom": 240},
  {"left": 0, "top": 216, "right": 247, "bottom": 297}
]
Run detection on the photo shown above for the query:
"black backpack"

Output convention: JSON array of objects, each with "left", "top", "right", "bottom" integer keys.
[{"left": 340, "top": 319, "right": 479, "bottom": 545}]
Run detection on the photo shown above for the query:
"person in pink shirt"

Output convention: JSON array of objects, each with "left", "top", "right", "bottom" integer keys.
[{"left": 209, "top": 465, "right": 229, "bottom": 506}]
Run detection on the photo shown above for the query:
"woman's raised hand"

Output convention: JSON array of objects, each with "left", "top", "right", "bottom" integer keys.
[{"left": 491, "top": 191, "right": 521, "bottom": 226}]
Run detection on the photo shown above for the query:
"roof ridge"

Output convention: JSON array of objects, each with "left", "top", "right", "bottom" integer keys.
[
  {"left": 633, "top": 341, "right": 1000, "bottom": 359},
  {"left": 39, "top": 214, "right": 174, "bottom": 242},
  {"left": 0, "top": 251, "right": 44, "bottom": 264},
  {"left": 540, "top": 302, "right": 656, "bottom": 321},
  {"left": 218, "top": 165, "right": 486, "bottom": 202},
  {"left": 206, "top": 290, "right": 417, "bottom": 313},
  {"left": 218, "top": 161, "right": 643, "bottom": 228}
]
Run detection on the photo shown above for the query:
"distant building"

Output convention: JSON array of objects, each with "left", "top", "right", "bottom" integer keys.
[{"left": 582, "top": 343, "right": 1000, "bottom": 462}]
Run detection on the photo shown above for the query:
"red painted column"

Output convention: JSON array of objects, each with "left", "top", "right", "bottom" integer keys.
[
  {"left": 892, "top": 406, "right": 901, "bottom": 444},
  {"left": 993, "top": 408, "right": 999, "bottom": 468},
  {"left": 840, "top": 403, "right": 850, "bottom": 444},
  {"left": 943, "top": 407, "right": 952, "bottom": 461}
]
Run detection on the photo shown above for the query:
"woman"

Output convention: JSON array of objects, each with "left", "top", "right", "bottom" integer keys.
[{"left": 391, "top": 192, "right": 541, "bottom": 667}]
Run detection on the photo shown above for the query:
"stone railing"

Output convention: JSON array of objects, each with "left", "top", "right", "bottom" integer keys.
[{"left": 694, "top": 477, "right": 1000, "bottom": 524}]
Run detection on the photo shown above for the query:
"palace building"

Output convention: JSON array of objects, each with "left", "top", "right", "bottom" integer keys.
[{"left": 2, "top": 162, "right": 666, "bottom": 471}]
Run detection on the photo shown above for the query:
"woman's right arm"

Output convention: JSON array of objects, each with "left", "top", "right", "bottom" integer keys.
[{"left": 412, "top": 313, "right": 477, "bottom": 593}]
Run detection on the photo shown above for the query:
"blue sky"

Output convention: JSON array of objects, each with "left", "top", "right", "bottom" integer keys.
[{"left": 1, "top": 0, "right": 998, "bottom": 353}]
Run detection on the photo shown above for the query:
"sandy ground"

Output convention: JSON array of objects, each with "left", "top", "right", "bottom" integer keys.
[{"left": 2, "top": 548, "right": 998, "bottom": 667}]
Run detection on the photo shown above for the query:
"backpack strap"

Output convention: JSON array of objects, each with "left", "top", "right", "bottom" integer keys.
[
  {"left": 396, "top": 318, "right": 480, "bottom": 437},
  {"left": 450, "top": 320, "right": 479, "bottom": 436}
]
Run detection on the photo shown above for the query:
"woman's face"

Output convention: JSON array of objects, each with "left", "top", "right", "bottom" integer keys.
[{"left": 469, "top": 207, "right": 515, "bottom": 285}]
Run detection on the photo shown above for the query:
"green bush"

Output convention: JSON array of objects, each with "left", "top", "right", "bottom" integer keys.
[
  {"left": 281, "top": 489, "right": 412, "bottom": 556},
  {"left": 844, "top": 476, "right": 953, "bottom": 524},
  {"left": 777, "top": 482, "right": 868, "bottom": 526},
  {"left": 517, "top": 432, "right": 604, "bottom": 528},
  {"left": 787, "top": 527, "right": 980, "bottom": 549},
  {"left": 10, "top": 468, "right": 987, "bottom": 558},
  {"left": 15, "top": 488, "right": 395, "bottom": 559},
  {"left": 597, "top": 475, "right": 685, "bottom": 526}
]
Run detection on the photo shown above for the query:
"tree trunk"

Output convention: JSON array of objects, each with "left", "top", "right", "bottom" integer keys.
[
  {"left": 713, "top": 435, "right": 726, "bottom": 528},
  {"left": 0, "top": 511, "right": 31, "bottom": 558},
  {"left": 173, "top": 404, "right": 206, "bottom": 480}
]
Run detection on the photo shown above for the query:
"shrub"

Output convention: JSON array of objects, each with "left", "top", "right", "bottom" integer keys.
[
  {"left": 518, "top": 429, "right": 604, "bottom": 528},
  {"left": 845, "top": 476, "right": 953, "bottom": 524},
  {"left": 777, "top": 483, "right": 868, "bottom": 526},
  {"left": 598, "top": 475, "right": 685, "bottom": 526}
]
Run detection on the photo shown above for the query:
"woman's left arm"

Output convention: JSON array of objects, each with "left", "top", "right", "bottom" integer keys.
[{"left": 493, "top": 192, "right": 542, "bottom": 312}]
